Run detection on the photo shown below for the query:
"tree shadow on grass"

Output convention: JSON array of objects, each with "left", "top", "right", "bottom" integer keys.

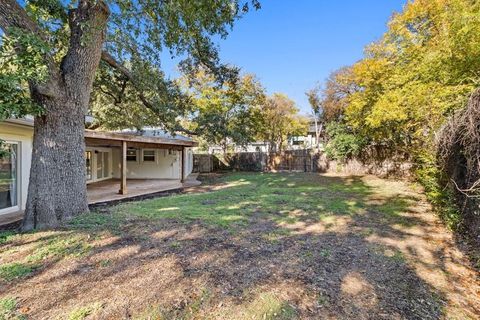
[{"left": 0, "top": 173, "right": 478, "bottom": 319}]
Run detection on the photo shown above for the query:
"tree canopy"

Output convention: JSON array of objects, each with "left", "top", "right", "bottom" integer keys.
[
  {"left": 0, "top": 0, "right": 261, "bottom": 229},
  {"left": 313, "top": 0, "right": 480, "bottom": 162},
  {"left": 181, "top": 68, "right": 266, "bottom": 153},
  {"left": 309, "top": 0, "right": 480, "bottom": 232},
  {"left": 0, "top": 0, "right": 261, "bottom": 126},
  {"left": 255, "top": 93, "right": 308, "bottom": 153}
]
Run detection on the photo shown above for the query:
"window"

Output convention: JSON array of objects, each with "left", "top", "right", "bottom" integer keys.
[
  {"left": 0, "top": 142, "right": 18, "bottom": 211},
  {"left": 143, "top": 149, "right": 156, "bottom": 162},
  {"left": 126, "top": 149, "right": 137, "bottom": 162},
  {"left": 168, "top": 149, "right": 176, "bottom": 155},
  {"left": 85, "top": 151, "right": 92, "bottom": 181}
]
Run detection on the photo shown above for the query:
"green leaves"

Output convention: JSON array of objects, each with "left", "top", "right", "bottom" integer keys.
[
  {"left": 324, "top": 122, "right": 365, "bottom": 162},
  {"left": 0, "top": 28, "right": 49, "bottom": 119},
  {"left": 181, "top": 68, "right": 265, "bottom": 151},
  {"left": 318, "top": 0, "right": 480, "bottom": 161},
  {"left": 255, "top": 93, "right": 308, "bottom": 153}
]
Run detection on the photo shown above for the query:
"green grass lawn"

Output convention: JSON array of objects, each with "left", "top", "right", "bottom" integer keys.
[
  {"left": 0, "top": 172, "right": 478, "bottom": 320},
  {"left": 73, "top": 172, "right": 416, "bottom": 230}
]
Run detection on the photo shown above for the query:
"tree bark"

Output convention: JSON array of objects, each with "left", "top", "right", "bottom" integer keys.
[{"left": 21, "top": 0, "right": 109, "bottom": 230}]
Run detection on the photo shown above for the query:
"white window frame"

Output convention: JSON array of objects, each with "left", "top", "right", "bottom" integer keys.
[
  {"left": 142, "top": 149, "right": 156, "bottom": 163},
  {"left": 0, "top": 141, "right": 20, "bottom": 215},
  {"left": 85, "top": 147, "right": 112, "bottom": 184},
  {"left": 126, "top": 148, "right": 138, "bottom": 163}
]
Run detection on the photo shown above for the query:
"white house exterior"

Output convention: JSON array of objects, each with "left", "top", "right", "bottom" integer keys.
[{"left": 0, "top": 119, "right": 196, "bottom": 223}]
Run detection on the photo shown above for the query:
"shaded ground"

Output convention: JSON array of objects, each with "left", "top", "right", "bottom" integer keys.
[{"left": 0, "top": 172, "right": 479, "bottom": 319}]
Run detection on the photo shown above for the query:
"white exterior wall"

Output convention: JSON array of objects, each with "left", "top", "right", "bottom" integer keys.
[
  {"left": 0, "top": 122, "right": 33, "bottom": 213},
  {"left": 0, "top": 120, "right": 195, "bottom": 218},
  {"left": 183, "top": 148, "right": 194, "bottom": 179},
  {"left": 112, "top": 147, "right": 194, "bottom": 180}
]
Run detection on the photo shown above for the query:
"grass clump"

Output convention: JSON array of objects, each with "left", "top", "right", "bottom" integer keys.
[
  {"left": 67, "top": 302, "right": 103, "bottom": 320},
  {"left": 0, "top": 263, "right": 36, "bottom": 281},
  {"left": 0, "top": 231, "right": 16, "bottom": 245},
  {"left": 69, "top": 212, "right": 124, "bottom": 233},
  {"left": 0, "top": 231, "right": 93, "bottom": 282},
  {"left": 415, "top": 157, "right": 461, "bottom": 230},
  {"left": 241, "top": 292, "right": 297, "bottom": 320},
  {"left": 0, "top": 297, "right": 25, "bottom": 320},
  {"left": 26, "top": 233, "right": 91, "bottom": 263}
]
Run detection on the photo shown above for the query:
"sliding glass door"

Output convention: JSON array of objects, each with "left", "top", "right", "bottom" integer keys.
[
  {"left": 0, "top": 142, "right": 19, "bottom": 213},
  {"left": 96, "top": 151, "right": 110, "bottom": 180},
  {"left": 86, "top": 149, "right": 111, "bottom": 182},
  {"left": 85, "top": 151, "right": 93, "bottom": 181}
]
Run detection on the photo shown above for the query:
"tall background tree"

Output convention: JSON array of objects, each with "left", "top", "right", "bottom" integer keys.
[
  {"left": 256, "top": 93, "right": 308, "bottom": 153},
  {"left": 180, "top": 68, "right": 265, "bottom": 155},
  {"left": 0, "top": 0, "right": 260, "bottom": 230},
  {"left": 305, "top": 88, "right": 322, "bottom": 150}
]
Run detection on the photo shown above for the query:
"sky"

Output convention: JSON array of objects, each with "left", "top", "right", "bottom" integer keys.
[{"left": 163, "top": 0, "right": 408, "bottom": 114}]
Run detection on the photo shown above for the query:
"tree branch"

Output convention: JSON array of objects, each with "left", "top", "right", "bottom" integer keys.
[
  {"left": 101, "top": 51, "right": 156, "bottom": 109},
  {"left": 101, "top": 51, "right": 197, "bottom": 136},
  {"left": 0, "top": 0, "right": 61, "bottom": 98},
  {"left": 0, "top": 0, "right": 45, "bottom": 39}
]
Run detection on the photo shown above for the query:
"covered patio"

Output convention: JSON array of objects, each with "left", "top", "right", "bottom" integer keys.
[
  {"left": 87, "top": 175, "right": 200, "bottom": 206},
  {"left": 0, "top": 175, "right": 200, "bottom": 227},
  {"left": 85, "top": 129, "right": 197, "bottom": 196},
  {"left": 0, "top": 129, "right": 198, "bottom": 227}
]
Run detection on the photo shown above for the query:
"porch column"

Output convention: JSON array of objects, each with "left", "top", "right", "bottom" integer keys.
[
  {"left": 119, "top": 140, "right": 127, "bottom": 194},
  {"left": 180, "top": 147, "right": 185, "bottom": 183}
]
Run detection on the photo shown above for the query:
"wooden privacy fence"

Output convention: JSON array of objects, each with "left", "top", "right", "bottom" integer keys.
[
  {"left": 193, "top": 150, "right": 412, "bottom": 177},
  {"left": 194, "top": 150, "right": 321, "bottom": 173}
]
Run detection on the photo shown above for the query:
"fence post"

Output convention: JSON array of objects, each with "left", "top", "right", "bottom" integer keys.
[
  {"left": 304, "top": 149, "right": 307, "bottom": 172},
  {"left": 289, "top": 152, "right": 292, "bottom": 172}
]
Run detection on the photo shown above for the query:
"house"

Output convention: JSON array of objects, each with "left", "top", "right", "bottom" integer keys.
[
  {"left": 289, "top": 117, "right": 324, "bottom": 150},
  {"left": 206, "top": 141, "right": 270, "bottom": 154},
  {"left": 0, "top": 119, "right": 197, "bottom": 225}
]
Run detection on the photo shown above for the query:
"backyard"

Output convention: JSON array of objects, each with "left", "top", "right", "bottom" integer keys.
[{"left": 0, "top": 172, "right": 479, "bottom": 319}]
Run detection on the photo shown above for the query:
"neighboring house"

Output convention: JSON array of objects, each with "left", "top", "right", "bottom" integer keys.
[
  {"left": 289, "top": 118, "right": 324, "bottom": 150},
  {"left": 202, "top": 117, "right": 324, "bottom": 154},
  {"left": 0, "top": 119, "right": 197, "bottom": 224},
  {"left": 234, "top": 141, "right": 270, "bottom": 153},
  {"left": 205, "top": 141, "right": 270, "bottom": 154}
]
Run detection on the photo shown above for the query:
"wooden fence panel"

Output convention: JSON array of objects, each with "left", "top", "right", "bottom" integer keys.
[{"left": 194, "top": 150, "right": 316, "bottom": 173}]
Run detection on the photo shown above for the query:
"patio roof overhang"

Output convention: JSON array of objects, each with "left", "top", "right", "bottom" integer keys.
[{"left": 84, "top": 129, "right": 198, "bottom": 148}]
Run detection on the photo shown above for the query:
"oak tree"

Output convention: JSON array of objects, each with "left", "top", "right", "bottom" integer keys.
[{"left": 0, "top": 0, "right": 259, "bottom": 230}]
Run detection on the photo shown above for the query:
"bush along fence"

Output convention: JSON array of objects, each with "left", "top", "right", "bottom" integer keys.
[{"left": 193, "top": 150, "right": 412, "bottom": 177}]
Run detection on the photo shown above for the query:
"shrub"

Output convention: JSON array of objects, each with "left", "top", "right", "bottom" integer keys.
[
  {"left": 414, "top": 153, "right": 461, "bottom": 230},
  {"left": 324, "top": 122, "right": 365, "bottom": 161}
]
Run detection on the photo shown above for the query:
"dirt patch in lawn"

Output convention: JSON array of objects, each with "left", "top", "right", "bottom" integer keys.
[{"left": 0, "top": 172, "right": 479, "bottom": 319}]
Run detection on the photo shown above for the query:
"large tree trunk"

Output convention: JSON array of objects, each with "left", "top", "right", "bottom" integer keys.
[
  {"left": 22, "top": 0, "right": 109, "bottom": 230},
  {"left": 22, "top": 98, "right": 88, "bottom": 229}
]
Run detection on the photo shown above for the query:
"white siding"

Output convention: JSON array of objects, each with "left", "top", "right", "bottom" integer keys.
[
  {"left": 112, "top": 148, "right": 183, "bottom": 179},
  {"left": 183, "top": 148, "right": 194, "bottom": 180}
]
